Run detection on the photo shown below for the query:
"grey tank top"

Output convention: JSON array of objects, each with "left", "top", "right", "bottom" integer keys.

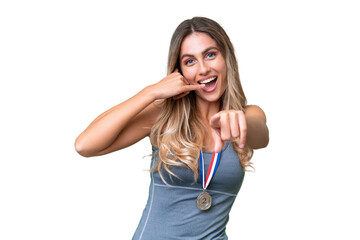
[{"left": 132, "top": 141, "right": 245, "bottom": 240}]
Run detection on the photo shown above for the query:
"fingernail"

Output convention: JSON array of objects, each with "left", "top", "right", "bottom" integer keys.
[{"left": 239, "top": 144, "right": 245, "bottom": 148}]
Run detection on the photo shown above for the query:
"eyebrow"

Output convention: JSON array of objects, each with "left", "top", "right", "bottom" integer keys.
[{"left": 180, "top": 46, "right": 219, "bottom": 60}]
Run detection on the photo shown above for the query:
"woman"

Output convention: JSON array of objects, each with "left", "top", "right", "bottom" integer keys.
[{"left": 75, "top": 17, "right": 269, "bottom": 240}]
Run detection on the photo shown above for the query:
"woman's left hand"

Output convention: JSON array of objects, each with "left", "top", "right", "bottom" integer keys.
[{"left": 210, "top": 110, "right": 247, "bottom": 153}]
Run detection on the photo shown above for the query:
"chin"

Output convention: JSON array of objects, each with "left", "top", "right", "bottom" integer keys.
[{"left": 196, "top": 92, "right": 223, "bottom": 104}]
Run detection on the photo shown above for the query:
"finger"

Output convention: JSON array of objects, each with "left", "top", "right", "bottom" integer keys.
[
  {"left": 238, "top": 112, "right": 247, "bottom": 148},
  {"left": 182, "top": 75, "right": 192, "bottom": 85},
  {"left": 173, "top": 91, "right": 189, "bottom": 100},
  {"left": 211, "top": 128, "right": 223, "bottom": 153},
  {"left": 229, "top": 111, "right": 240, "bottom": 139},
  {"left": 173, "top": 84, "right": 204, "bottom": 100},
  {"left": 210, "top": 113, "right": 221, "bottom": 129},
  {"left": 220, "top": 113, "right": 231, "bottom": 141},
  {"left": 173, "top": 68, "right": 179, "bottom": 73},
  {"left": 183, "top": 83, "right": 205, "bottom": 92}
]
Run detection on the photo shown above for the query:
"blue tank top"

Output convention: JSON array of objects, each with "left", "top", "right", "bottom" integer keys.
[{"left": 132, "top": 141, "right": 245, "bottom": 240}]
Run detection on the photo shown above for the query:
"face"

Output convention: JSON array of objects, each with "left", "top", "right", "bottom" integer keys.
[{"left": 179, "top": 32, "right": 227, "bottom": 104}]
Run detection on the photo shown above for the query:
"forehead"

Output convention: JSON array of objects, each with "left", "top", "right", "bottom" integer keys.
[{"left": 180, "top": 32, "right": 218, "bottom": 55}]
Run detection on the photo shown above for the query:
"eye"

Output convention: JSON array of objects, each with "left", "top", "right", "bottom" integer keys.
[
  {"left": 184, "top": 58, "right": 195, "bottom": 66},
  {"left": 205, "top": 52, "right": 217, "bottom": 59}
]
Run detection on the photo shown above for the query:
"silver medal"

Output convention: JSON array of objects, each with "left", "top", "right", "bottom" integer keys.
[{"left": 196, "top": 190, "right": 212, "bottom": 211}]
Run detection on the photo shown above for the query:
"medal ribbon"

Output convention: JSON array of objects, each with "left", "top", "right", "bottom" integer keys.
[{"left": 199, "top": 151, "right": 222, "bottom": 190}]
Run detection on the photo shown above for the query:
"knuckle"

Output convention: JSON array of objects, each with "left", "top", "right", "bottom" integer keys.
[
  {"left": 237, "top": 110, "right": 245, "bottom": 117},
  {"left": 222, "top": 135, "right": 231, "bottom": 141},
  {"left": 221, "top": 130, "right": 230, "bottom": 140}
]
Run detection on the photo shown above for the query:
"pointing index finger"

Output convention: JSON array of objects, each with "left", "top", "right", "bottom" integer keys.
[{"left": 210, "top": 113, "right": 221, "bottom": 129}]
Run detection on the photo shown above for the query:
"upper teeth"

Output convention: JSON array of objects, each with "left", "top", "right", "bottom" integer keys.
[{"left": 200, "top": 77, "right": 216, "bottom": 84}]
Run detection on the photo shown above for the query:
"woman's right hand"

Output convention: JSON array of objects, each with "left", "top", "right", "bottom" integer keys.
[
  {"left": 75, "top": 70, "right": 204, "bottom": 157},
  {"left": 151, "top": 69, "right": 204, "bottom": 100}
]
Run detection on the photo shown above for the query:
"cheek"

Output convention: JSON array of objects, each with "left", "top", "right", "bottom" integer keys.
[
  {"left": 217, "top": 61, "right": 227, "bottom": 89},
  {"left": 218, "top": 62, "right": 227, "bottom": 83},
  {"left": 216, "top": 59, "right": 227, "bottom": 74},
  {"left": 182, "top": 68, "right": 197, "bottom": 83}
]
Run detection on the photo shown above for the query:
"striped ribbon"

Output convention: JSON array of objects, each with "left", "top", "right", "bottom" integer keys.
[{"left": 199, "top": 150, "right": 222, "bottom": 190}]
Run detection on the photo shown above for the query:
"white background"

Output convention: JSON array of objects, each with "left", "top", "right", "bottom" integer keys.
[{"left": 1, "top": 0, "right": 359, "bottom": 239}]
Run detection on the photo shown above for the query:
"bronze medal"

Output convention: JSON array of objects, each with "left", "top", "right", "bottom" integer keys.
[{"left": 196, "top": 190, "right": 212, "bottom": 211}]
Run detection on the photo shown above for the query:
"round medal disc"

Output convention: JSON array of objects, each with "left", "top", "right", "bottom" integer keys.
[{"left": 196, "top": 191, "right": 212, "bottom": 211}]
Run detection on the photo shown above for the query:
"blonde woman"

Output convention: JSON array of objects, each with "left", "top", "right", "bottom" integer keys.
[{"left": 75, "top": 17, "right": 269, "bottom": 240}]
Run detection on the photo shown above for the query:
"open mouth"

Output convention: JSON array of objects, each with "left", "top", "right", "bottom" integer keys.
[
  {"left": 198, "top": 77, "right": 218, "bottom": 92},
  {"left": 199, "top": 77, "right": 217, "bottom": 84}
]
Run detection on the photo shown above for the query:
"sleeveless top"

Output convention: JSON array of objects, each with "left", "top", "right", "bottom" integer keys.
[{"left": 132, "top": 141, "right": 245, "bottom": 240}]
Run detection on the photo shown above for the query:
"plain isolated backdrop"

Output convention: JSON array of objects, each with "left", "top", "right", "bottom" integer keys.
[{"left": 1, "top": 0, "right": 359, "bottom": 239}]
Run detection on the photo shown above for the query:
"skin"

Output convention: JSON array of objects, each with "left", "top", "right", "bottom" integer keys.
[
  {"left": 74, "top": 32, "right": 269, "bottom": 157},
  {"left": 179, "top": 32, "right": 235, "bottom": 152},
  {"left": 180, "top": 33, "right": 227, "bottom": 105}
]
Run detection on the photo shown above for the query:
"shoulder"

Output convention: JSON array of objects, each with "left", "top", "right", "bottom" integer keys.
[{"left": 244, "top": 105, "right": 267, "bottom": 122}]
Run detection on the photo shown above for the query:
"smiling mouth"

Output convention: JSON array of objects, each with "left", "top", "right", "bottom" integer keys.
[
  {"left": 198, "top": 77, "right": 217, "bottom": 84},
  {"left": 198, "top": 77, "right": 218, "bottom": 92}
]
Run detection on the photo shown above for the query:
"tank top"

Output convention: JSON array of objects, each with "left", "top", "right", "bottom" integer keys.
[{"left": 132, "top": 141, "right": 245, "bottom": 240}]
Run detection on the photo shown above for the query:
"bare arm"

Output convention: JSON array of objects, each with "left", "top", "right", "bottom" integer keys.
[
  {"left": 244, "top": 105, "right": 269, "bottom": 149},
  {"left": 210, "top": 105, "right": 269, "bottom": 152},
  {"left": 74, "top": 71, "right": 204, "bottom": 157},
  {"left": 74, "top": 87, "right": 159, "bottom": 157}
]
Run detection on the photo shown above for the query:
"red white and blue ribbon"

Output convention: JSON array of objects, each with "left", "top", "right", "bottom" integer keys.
[{"left": 199, "top": 151, "right": 222, "bottom": 190}]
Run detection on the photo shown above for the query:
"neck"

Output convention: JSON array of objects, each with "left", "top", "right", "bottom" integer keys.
[
  {"left": 194, "top": 98, "right": 223, "bottom": 152},
  {"left": 195, "top": 98, "right": 221, "bottom": 124}
]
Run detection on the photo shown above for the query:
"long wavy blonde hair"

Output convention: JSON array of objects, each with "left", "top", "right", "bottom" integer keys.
[{"left": 150, "top": 17, "right": 253, "bottom": 183}]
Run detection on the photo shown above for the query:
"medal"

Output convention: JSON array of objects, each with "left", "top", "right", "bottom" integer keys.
[
  {"left": 196, "top": 190, "right": 212, "bottom": 210},
  {"left": 196, "top": 150, "right": 222, "bottom": 211}
]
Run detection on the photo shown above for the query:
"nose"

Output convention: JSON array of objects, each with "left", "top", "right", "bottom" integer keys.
[{"left": 199, "top": 60, "right": 210, "bottom": 75}]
